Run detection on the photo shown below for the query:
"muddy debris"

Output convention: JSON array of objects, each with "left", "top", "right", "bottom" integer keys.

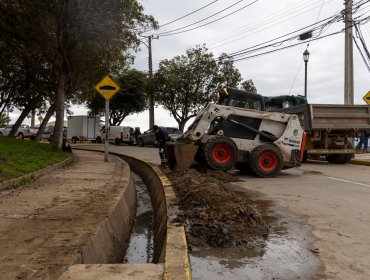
[{"left": 163, "top": 166, "right": 269, "bottom": 249}]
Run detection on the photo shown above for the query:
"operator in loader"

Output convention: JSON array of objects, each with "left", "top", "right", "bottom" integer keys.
[{"left": 153, "top": 125, "right": 169, "bottom": 166}]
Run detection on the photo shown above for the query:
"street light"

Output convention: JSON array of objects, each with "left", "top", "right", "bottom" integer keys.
[{"left": 303, "top": 49, "right": 310, "bottom": 101}]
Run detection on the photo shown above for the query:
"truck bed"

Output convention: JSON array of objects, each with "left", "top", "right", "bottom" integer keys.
[{"left": 275, "top": 104, "right": 370, "bottom": 131}]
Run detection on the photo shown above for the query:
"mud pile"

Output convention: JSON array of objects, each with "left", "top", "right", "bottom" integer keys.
[{"left": 165, "top": 166, "right": 269, "bottom": 249}]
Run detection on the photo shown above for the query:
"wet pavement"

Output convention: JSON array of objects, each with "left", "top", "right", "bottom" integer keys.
[{"left": 190, "top": 196, "right": 323, "bottom": 280}]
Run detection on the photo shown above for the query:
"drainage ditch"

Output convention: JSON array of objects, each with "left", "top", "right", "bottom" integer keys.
[{"left": 124, "top": 173, "right": 154, "bottom": 263}]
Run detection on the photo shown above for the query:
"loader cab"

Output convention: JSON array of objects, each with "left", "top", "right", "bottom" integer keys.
[{"left": 215, "top": 87, "right": 265, "bottom": 111}]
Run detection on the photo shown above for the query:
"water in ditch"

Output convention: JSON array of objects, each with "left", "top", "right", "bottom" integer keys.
[
  {"left": 123, "top": 173, "right": 154, "bottom": 263},
  {"left": 190, "top": 198, "right": 324, "bottom": 280}
]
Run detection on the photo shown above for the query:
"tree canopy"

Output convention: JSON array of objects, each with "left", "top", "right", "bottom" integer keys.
[
  {"left": 0, "top": 0, "right": 157, "bottom": 148},
  {"left": 154, "top": 46, "right": 242, "bottom": 131}
]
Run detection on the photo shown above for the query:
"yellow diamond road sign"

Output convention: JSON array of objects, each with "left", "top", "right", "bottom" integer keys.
[
  {"left": 363, "top": 91, "right": 370, "bottom": 105},
  {"left": 95, "top": 75, "right": 121, "bottom": 101}
]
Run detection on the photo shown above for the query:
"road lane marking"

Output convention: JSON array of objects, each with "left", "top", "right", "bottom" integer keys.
[{"left": 327, "top": 176, "right": 370, "bottom": 188}]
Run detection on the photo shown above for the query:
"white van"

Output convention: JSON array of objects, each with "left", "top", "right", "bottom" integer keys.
[{"left": 108, "top": 126, "right": 135, "bottom": 145}]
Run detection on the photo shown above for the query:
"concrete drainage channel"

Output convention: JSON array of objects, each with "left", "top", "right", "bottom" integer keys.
[{"left": 59, "top": 149, "right": 191, "bottom": 280}]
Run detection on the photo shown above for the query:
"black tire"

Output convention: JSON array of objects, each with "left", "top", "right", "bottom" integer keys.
[
  {"left": 194, "top": 144, "right": 207, "bottom": 165},
  {"left": 128, "top": 141, "right": 133, "bottom": 146},
  {"left": 302, "top": 150, "right": 308, "bottom": 163},
  {"left": 325, "top": 141, "right": 354, "bottom": 164},
  {"left": 71, "top": 137, "right": 77, "bottom": 144},
  {"left": 138, "top": 139, "right": 144, "bottom": 147},
  {"left": 250, "top": 144, "right": 283, "bottom": 178},
  {"left": 204, "top": 137, "right": 238, "bottom": 170},
  {"left": 96, "top": 136, "right": 102, "bottom": 143},
  {"left": 17, "top": 133, "right": 24, "bottom": 140}
]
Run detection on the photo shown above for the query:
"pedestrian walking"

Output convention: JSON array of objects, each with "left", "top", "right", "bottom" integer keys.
[
  {"left": 133, "top": 127, "right": 141, "bottom": 145},
  {"left": 356, "top": 130, "right": 369, "bottom": 152}
]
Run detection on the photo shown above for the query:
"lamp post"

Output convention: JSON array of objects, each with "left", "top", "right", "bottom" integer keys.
[{"left": 303, "top": 49, "right": 310, "bottom": 101}]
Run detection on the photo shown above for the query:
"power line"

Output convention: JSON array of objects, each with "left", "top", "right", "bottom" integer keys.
[
  {"left": 155, "top": 0, "right": 259, "bottom": 37},
  {"left": 135, "top": 0, "right": 337, "bottom": 68},
  {"left": 231, "top": 30, "right": 343, "bottom": 62},
  {"left": 160, "top": 0, "right": 220, "bottom": 28},
  {"left": 152, "top": 0, "right": 245, "bottom": 36},
  {"left": 143, "top": 0, "right": 220, "bottom": 33}
]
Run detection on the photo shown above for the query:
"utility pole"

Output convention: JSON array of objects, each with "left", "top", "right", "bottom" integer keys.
[
  {"left": 148, "top": 35, "right": 154, "bottom": 129},
  {"left": 344, "top": 0, "right": 354, "bottom": 105}
]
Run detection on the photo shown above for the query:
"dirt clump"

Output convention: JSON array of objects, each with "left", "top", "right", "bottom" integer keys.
[{"left": 164, "top": 166, "right": 269, "bottom": 249}]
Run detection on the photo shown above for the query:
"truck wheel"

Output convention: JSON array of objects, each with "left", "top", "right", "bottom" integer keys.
[
  {"left": 138, "top": 139, "right": 144, "bottom": 147},
  {"left": 17, "top": 133, "right": 24, "bottom": 140},
  {"left": 114, "top": 138, "right": 121, "bottom": 145},
  {"left": 250, "top": 144, "right": 283, "bottom": 178},
  {"left": 302, "top": 150, "right": 308, "bottom": 163},
  {"left": 204, "top": 137, "right": 238, "bottom": 170},
  {"left": 72, "top": 137, "right": 77, "bottom": 143},
  {"left": 325, "top": 141, "right": 354, "bottom": 164},
  {"left": 96, "top": 136, "right": 102, "bottom": 143}
]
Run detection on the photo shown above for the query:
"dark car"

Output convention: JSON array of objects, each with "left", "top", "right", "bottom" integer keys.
[
  {"left": 137, "top": 127, "right": 182, "bottom": 147},
  {"left": 40, "top": 126, "right": 67, "bottom": 142}
]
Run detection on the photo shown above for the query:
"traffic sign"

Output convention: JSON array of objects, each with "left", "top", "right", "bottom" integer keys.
[
  {"left": 363, "top": 91, "right": 370, "bottom": 105},
  {"left": 95, "top": 75, "right": 121, "bottom": 101},
  {"left": 38, "top": 115, "right": 43, "bottom": 122}
]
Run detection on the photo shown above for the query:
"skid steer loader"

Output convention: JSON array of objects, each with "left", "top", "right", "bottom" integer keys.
[{"left": 166, "top": 103, "right": 306, "bottom": 177}]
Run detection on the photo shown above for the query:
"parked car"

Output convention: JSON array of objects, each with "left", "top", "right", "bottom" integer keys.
[
  {"left": 136, "top": 127, "right": 182, "bottom": 147},
  {"left": 0, "top": 124, "right": 34, "bottom": 139},
  {"left": 39, "top": 126, "right": 67, "bottom": 142}
]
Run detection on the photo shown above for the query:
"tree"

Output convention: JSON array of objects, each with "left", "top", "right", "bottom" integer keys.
[
  {"left": 87, "top": 69, "right": 148, "bottom": 126},
  {"left": 154, "top": 46, "right": 242, "bottom": 132},
  {"left": 241, "top": 79, "right": 257, "bottom": 93},
  {"left": 0, "top": 0, "right": 157, "bottom": 149},
  {"left": 0, "top": 113, "right": 10, "bottom": 127}
]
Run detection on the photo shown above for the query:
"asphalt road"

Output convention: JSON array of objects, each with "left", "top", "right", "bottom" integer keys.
[{"left": 234, "top": 160, "right": 370, "bottom": 280}]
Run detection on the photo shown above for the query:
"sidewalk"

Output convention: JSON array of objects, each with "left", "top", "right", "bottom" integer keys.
[{"left": 0, "top": 150, "right": 131, "bottom": 280}]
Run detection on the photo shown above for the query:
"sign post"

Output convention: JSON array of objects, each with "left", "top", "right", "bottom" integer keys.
[
  {"left": 363, "top": 91, "right": 370, "bottom": 105},
  {"left": 94, "top": 75, "right": 121, "bottom": 162}
]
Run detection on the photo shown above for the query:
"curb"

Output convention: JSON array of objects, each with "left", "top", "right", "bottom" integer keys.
[
  {"left": 0, "top": 155, "right": 75, "bottom": 192},
  {"left": 350, "top": 159, "right": 370, "bottom": 166}
]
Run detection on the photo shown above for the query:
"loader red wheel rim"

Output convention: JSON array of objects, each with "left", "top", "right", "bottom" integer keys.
[
  {"left": 213, "top": 144, "right": 231, "bottom": 163},
  {"left": 259, "top": 152, "right": 277, "bottom": 171}
]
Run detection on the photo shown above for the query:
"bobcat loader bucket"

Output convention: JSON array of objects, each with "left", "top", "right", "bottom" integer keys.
[{"left": 166, "top": 142, "right": 199, "bottom": 170}]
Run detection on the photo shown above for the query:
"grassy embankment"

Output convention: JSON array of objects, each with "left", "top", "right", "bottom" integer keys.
[{"left": 0, "top": 137, "right": 70, "bottom": 183}]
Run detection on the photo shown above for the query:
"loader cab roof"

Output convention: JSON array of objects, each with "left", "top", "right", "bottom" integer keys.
[{"left": 215, "top": 87, "right": 265, "bottom": 111}]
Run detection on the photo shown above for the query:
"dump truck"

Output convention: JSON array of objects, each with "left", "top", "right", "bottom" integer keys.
[
  {"left": 166, "top": 103, "right": 306, "bottom": 177},
  {"left": 264, "top": 95, "right": 370, "bottom": 163}
]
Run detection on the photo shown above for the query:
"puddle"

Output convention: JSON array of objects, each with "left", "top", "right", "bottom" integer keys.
[
  {"left": 123, "top": 173, "right": 154, "bottom": 263},
  {"left": 190, "top": 198, "right": 323, "bottom": 280}
]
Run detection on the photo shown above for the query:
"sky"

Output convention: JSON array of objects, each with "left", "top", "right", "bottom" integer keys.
[{"left": 10, "top": 0, "right": 370, "bottom": 131}]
